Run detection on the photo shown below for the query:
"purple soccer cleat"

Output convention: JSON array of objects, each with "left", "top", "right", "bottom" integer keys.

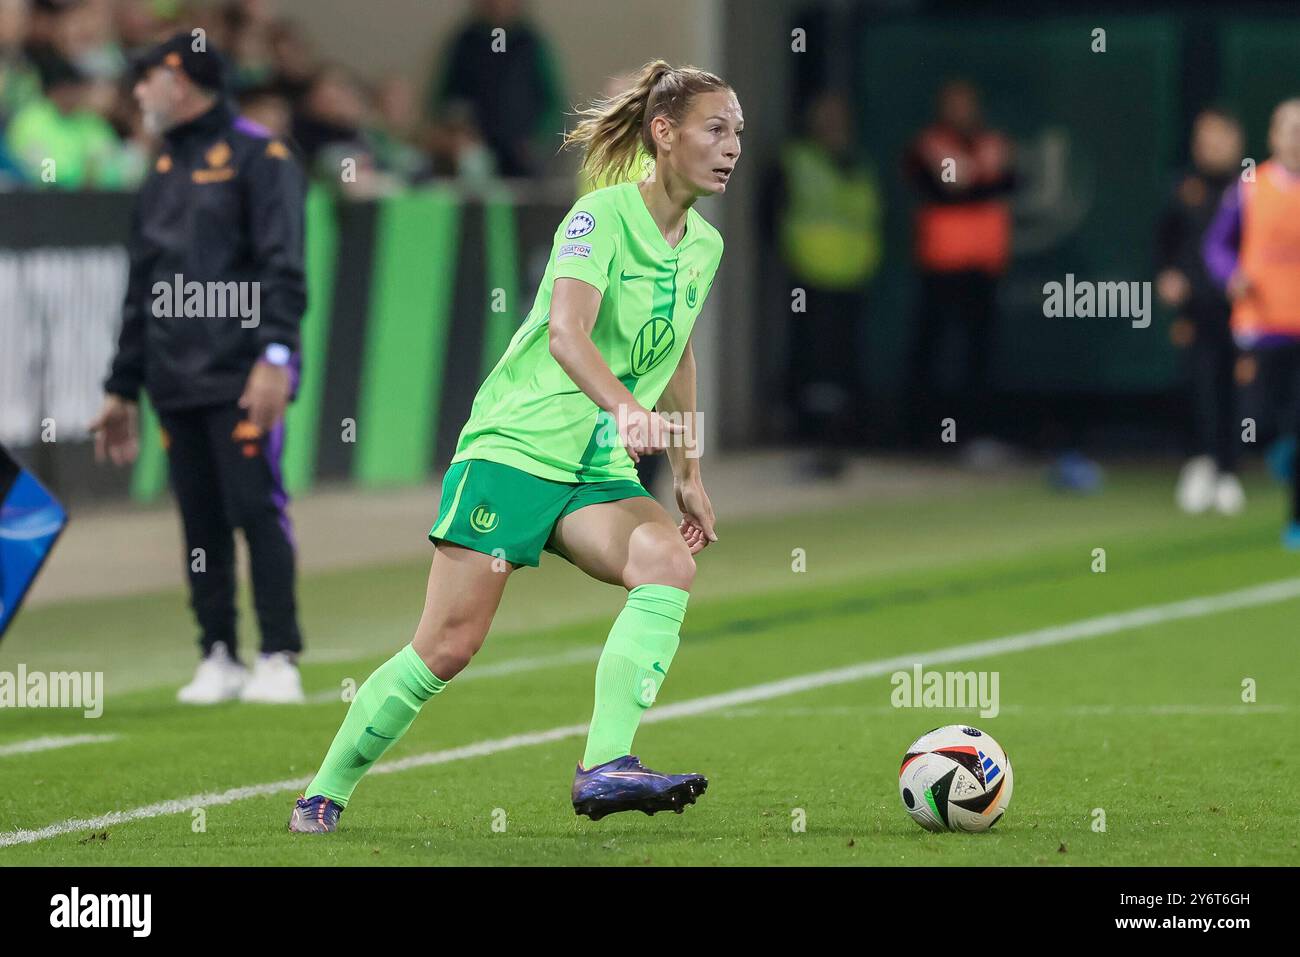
[
  {"left": 288, "top": 794, "right": 344, "bottom": 833},
  {"left": 572, "top": 754, "right": 708, "bottom": 821}
]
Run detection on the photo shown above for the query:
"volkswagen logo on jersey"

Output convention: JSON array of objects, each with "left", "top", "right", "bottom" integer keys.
[
  {"left": 630, "top": 317, "right": 676, "bottom": 377},
  {"left": 564, "top": 211, "right": 596, "bottom": 238}
]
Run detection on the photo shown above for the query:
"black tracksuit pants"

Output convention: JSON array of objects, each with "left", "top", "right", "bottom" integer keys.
[
  {"left": 786, "top": 286, "right": 867, "bottom": 446},
  {"left": 157, "top": 402, "right": 302, "bottom": 659},
  {"left": 1242, "top": 342, "right": 1300, "bottom": 523},
  {"left": 1181, "top": 315, "right": 1238, "bottom": 474},
  {"left": 906, "top": 269, "right": 998, "bottom": 444}
]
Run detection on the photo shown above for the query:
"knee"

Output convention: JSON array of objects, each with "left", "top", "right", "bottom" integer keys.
[
  {"left": 627, "top": 536, "right": 696, "bottom": 591},
  {"left": 415, "top": 615, "right": 488, "bottom": 679},
  {"left": 668, "top": 549, "right": 697, "bottom": 590}
]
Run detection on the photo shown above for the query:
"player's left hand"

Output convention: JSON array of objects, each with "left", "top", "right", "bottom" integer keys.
[
  {"left": 239, "top": 361, "right": 291, "bottom": 433},
  {"left": 675, "top": 477, "right": 718, "bottom": 555}
]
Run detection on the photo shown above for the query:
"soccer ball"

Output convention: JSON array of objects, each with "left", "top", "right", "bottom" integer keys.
[{"left": 898, "top": 725, "right": 1013, "bottom": 832}]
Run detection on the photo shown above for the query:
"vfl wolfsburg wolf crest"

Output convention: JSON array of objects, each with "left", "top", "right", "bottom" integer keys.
[
  {"left": 630, "top": 317, "right": 675, "bottom": 377},
  {"left": 469, "top": 505, "right": 499, "bottom": 533},
  {"left": 686, "top": 279, "right": 699, "bottom": 308}
]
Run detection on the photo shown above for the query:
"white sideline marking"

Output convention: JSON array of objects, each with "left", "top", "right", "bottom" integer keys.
[
  {"left": 714, "top": 704, "right": 1290, "bottom": 719},
  {"left": 3, "top": 577, "right": 1298, "bottom": 849},
  {"left": 0, "top": 734, "right": 119, "bottom": 758}
]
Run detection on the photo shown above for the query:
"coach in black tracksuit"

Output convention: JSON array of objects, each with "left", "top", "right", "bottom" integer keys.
[
  {"left": 90, "top": 34, "right": 307, "bottom": 678},
  {"left": 1155, "top": 108, "right": 1244, "bottom": 503}
]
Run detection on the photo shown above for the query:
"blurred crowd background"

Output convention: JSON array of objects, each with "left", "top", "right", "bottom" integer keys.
[{"left": 0, "top": 0, "right": 575, "bottom": 191}]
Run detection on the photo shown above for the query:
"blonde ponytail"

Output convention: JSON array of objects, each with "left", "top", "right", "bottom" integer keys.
[{"left": 563, "top": 59, "right": 730, "bottom": 185}]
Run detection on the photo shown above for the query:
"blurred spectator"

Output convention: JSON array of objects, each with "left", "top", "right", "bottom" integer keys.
[
  {"left": 293, "top": 64, "right": 426, "bottom": 196},
  {"left": 760, "top": 89, "right": 882, "bottom": 477},
  {"left": 426, "top": 97, "right": 494, "bottom": 181},
  {"left": 263, "top": 17, "right": 312, "bottom": 103},
  {"left": 58, "top": 0, "right": 124, "bottom": 82},
  {"left": 21, "top": 0, "right": 64, "bottom": 74},
  {"left": 1204, "top": 99, "right": 1300, "bottom": 547},
  {"left": 426, "top": 0, "right": 564, "bottom": 177},
  {"left": 1, "top": 0, "right": 41, "bottom": 120},
  {"left": 221, "top": 0, "right": 275, "bottom": 91},
  {"left": 237, "top": 82, "right": 289, "bottom": 138},
  {"left": 292, "top": 64, "right": 369, "bottom": 175},
  {"left": 1157, "top": 107, "right": 1244, "bottom": 515},
  {"left": 112, "top": 0, "right": 164, "bottom": 60},
  {"left": 4, "top": 51, "right": 133, "bottom": 187},
  {"left": 369, "top": 75, "right": 429, "bottom": 183},
  {"left": 903, "top": 79, "right": 1015, "bottom": 446}
]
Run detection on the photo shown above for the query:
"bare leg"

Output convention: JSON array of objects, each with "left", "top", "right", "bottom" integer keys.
[
  {"left": 294, "top": 542, "right": 515, "bottom": 815},
  {"left": 412, "top": 541, "right": 516, "bottom": 679},
  {"left": 547, "top": 496, "right": 695, "bottom": 591}
]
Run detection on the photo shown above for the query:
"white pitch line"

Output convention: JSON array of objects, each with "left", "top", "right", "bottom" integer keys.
[
  {"left": 712, "top": 704, "right": 1291, "bottom": 719},
  {"left": 0, "top": 734, "right": 119, "bottom": 758},
  {"left": 3, "top": 576, "right": 1298, "bottom": 849}
]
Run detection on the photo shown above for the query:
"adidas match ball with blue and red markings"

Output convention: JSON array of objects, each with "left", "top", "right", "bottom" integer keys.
[{"left": 898, "top": 725, "right": 1013, "bottom": 833}]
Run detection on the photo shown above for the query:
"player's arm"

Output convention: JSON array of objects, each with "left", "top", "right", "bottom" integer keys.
[
  {"left": 1203, "top": 180, "right": 1248, "bottom": 299},
  {"left": 549, "top": 278, "right": 637, "bottom": 416},
  {"left": 657, "top": 335, "right": 717, "bottom": 552},
  {"left": 240, "top": 140, "right": 308, "bottom": 431},
  {"left": 548, "top": 277, "right": 683, "bottom": 463},
  {"left": 1155, "top": 182, "right": 1191, "bottom": 309},
  {"left": 657, "top": 337, "right": 699, "bottom": 481}
]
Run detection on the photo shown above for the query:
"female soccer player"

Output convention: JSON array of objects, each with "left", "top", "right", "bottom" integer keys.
[{"left": 290, "top": 60, "right": 741, "bottom": 832}]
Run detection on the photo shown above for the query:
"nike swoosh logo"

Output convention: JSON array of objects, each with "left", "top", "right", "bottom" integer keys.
[
  {"left": 652, "top": 661, "right": 666, "bottom": 675},
  {"left": 363, "top": 726, "right": 395, "bottom": 740},
  {"left": 621, "top": 271, "right": 644, "bottom": 281},
  {"left": 602, "top": 770, "right": 671, "bottom": 781}
]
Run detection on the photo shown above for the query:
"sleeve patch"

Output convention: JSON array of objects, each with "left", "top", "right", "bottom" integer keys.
[
  {"left": 557, "top": 242, "right": 592, "bottom": 260},
  {"left": 564, "top": 211, "right": 596, "bottom": 238},
  {"left": 265, "top": 140, "right": 291, "bottom": 160}
]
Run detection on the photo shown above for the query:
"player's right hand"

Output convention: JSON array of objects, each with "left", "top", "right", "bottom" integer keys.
[
  {"left": 88, "top": 394, "right": 140, "bottom": 466},
  {"left": 617, "top": 403, "right": 685, "bottom": 464}
]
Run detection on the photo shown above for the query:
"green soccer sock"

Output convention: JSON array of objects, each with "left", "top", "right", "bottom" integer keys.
[
  {"left": 305, "top": 643, "right": 447, "bottom": 806},
  {"left": 581, "top": 583, "right": 690, "bottom": 769}
]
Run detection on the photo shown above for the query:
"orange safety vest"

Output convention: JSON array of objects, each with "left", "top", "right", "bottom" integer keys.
[
  {"left": 1232, "top": 160, "right": 1300, "bottom": 339},
  {"left": 912, "top": 126, "right": 1012, "bottom": 274}
]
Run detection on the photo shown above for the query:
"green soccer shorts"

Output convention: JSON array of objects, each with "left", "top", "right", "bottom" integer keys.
[{"left": 428, "top": 458, "right": 655, "bottom": 568}]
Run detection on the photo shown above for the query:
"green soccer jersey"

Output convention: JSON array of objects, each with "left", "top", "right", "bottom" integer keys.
[{"left": 449, "top": 181, "right": 724, "bottom": 483}]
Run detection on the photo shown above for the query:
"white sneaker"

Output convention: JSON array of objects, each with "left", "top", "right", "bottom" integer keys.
[
  {"left": 1175, "top": 456, "right": 1217, "bottom": 514},
  {"left": 177, "top": 643, "right": 248, "bottom": 705},
  {"left": 240, "top": 652, "right": 305, "bottom": 703},
  {"left": 1214, "top": 473, "right": 1246, "bottom": 515}
]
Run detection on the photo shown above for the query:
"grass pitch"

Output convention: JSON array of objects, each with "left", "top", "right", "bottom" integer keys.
[{"left": 1, "top": 467, "right": 1297, "bottom": 865}]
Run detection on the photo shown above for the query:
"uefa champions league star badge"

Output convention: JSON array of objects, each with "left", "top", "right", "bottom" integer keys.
[{"left": 565, "top": 211, "right": 596, "bottom": 238}]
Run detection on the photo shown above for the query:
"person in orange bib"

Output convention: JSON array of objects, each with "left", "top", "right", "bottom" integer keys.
[
  {"left": 1204, "top": 99, "right": 1300, "bottom": 547},
  {"left": 903, "top": 79, "right": 1015, "bottom": 446}
]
